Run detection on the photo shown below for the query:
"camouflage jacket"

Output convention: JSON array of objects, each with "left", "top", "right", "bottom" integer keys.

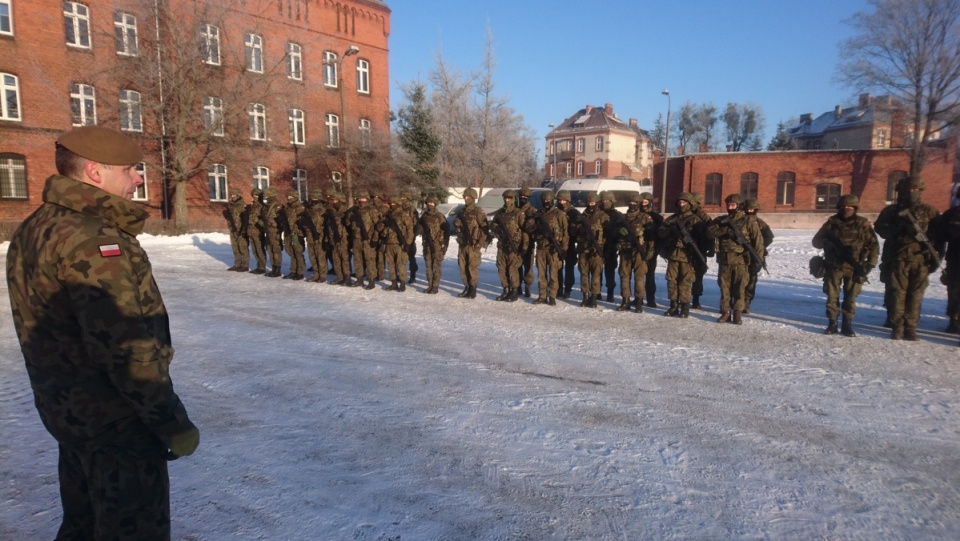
[
  {"left": 348, "top": 204, "right": 381, "bottom": 245},
  {"left": 283, "top": 200, "right": 305, "bottom": 239},
  {"left": 617, "top": 208, "right": 655, "bottom": 259},
  {"left": 812, "top": 213, "right": 879, "bottom": 270},
  {"left": 247, "top": 199, "right": 265, "bottom": 232},
  {"left": 224, "top": 199, "right": 248, "bottom": 235},
  {"left": 454, "top": 202, "right": 490, "bottom": 249},
  {"left": 264, "top": 198, "right": 283, "bottom": 237},
  {"left": 706, "top": 210, "right": 766, "bottom": 266},
  {"left": 658, "top": 209, "right": 707, "bottom": 263},
  {"left": 578, "top": 208, "right": 609, "bottom": 255},
  {"left": 303, "top": 201, "right": 325, "bottom": 241},
  {"left": 6, "top": 175, "right": 194, "bottom": 453},
  {"left": 490, "top": 205, "right": 524, "bottom": 253},
  {"left": 528, "top": 206, "right": 569, "bottom": 253},
  {"left": 377, "top": 207, "right": 415, "bottom": 247},
  {"left": 874, "top": 201, "right": 941, "bottom": 264},
  {"left": 418, "top": 208, "right": 451, "bottom": 255}
]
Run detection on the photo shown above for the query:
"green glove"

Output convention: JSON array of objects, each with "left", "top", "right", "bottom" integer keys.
[
  {"left": 619, "top": 227, "right": 629, "bottom": 237},
  {"left": 167, "top": 425, "right": 200, "bottom": 458}
]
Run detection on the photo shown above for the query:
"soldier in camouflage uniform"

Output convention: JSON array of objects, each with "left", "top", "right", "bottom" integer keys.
[
  {"left": 490, "top": 189, "right": 525, "bottom": 302},
  {"left": 377, "top": 196, "right": 415, "bottom": 291},
  {"left": 247, "top": 187, "right": 268, "bottom": 274},
  {"left": 371, "top": 192, "right": 389, "bottom": 281},
  {"left": 557, "top": 190, "right": 581, "bottom": 299},
  {"left": 399, "top": 192, "right": 420, "bottom": 284},
  {"left": 600, "top": 191, "right": 625, "bottom": 302},
  {"left": 262, "top": 187, "right": 284, "bottom": 277},
  {"left": 347, "top": 190, "right": 381, "bottom": 289},
  {"left": 706, "top": 194, "right": 766, "bottom": 325},
  {"left": 303, "top": 190, "right": 328, "bottom": 282},
  {"left": 453, "top": 187, "right": 490, "bottom": 299},
  {"left": 528, "top": 190, "right": 569, "bottom": 305},
  {"left": 418, "top": 196, "right": 451, "bottom": 294},
  {"left": 875, "top": 177, "right": 943, "bottom": 340},
  {"left": 326, "top": 192, "right": 352, "bottom": 286},
  {"left": 517, "top": 187, "right": 538, "bottom": 297},
  {"left": 223, "top": 187, "right": 249, "bottom": 271},
  {"left": 689, "top": 192, "right": 713, "bottom": 309},
  {"left": 936, "top": 205, "right": 960, "bottom": 335},
  {"left": 742, "top": 198, "right": 774, "bottom": 313},
  {"left": 616, "top": 192, "right": 656, "bottom": 312},
  {"left": 281, "top": 190, "right": 306, "bottom": 280},
  {"left": 577, "top": 192, "right": 609, "bottom": 308},
  {"left": 640, "top": 192, "right": 663, "bottom": 308},
  {"left": 658, "top": 192, "right": 708, "bottom": 318},
  {"left": 812, "top": 194, "right": 879, "bottom": 337},
  {"left": 6, "top": 126, "right": 198, "bottom": 540}
]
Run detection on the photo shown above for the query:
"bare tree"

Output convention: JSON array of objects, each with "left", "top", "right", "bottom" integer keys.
[
  {"left": 650, "top": 113, "right": 667, "bottom": 154},
  {"left": 722, "top": 102, "right": 765, "bottom": 151},
  {"left": 692, "top": 102, "right": 719, "bottom": 152},
  {"left": 673, "top": 102, "right": 698, "bottom": 154},
  {"left": 837, "top": 0, "right": 960, "bottom": 176}
]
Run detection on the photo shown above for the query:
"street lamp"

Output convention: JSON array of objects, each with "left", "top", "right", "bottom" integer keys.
[
  {"left": 661, "top": 89, "right": 671, "bottom": 213},
  {"left": 334, "top": 45, "right": 359, "bottom": 204},
  {"left": 548, "top": 123, "right": 557, "bottom": 185}
]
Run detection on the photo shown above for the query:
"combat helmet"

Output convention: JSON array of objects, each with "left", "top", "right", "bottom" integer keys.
[
  {"left": 556, "top": 189, "right": 571, "bottom": 201},
  {"left": 743, "top": 198, "right": 761, "bottom": 211},
  {"left": 251, "top": 187, "right": 263, "bottom": 197},
  {"left": 724, "top": 194, "right": 742, "bottom": 206},
  {"left": 354, "top": 190, "right": 370, "bottom": 200},
  {"left": 519, "top": 186, "right": 532, "bottom": 197},
  {"left": 640, "top": 192, "right": 654, "bottom": 202},
  {"left": 541, "top": 190, "right": 555, "bottom": 202},
  {"left": 263, "top": 187, "right": 277, "bottom": 199},
  {"left": 628, "top": 192, "right": 643, "bottom": 203},
  {"left": 585, "top": 192, "right": 600, "bottom": 203},
  {"left": 229, "top": 187, "right": 242, "bottom": 197},
  {"left": 463, "top": 187, "right": 478, "bottom": 199},
  {"left": 677, "top": 192, "right": 697, "bottom": 205},
  {"left": 502, "top": 189, "right": 517, "bottom": 198},
  {"left": 837, "top": 194, "right": 860, "bottom": 209},
  {"left": 286, "top": 189, "right": 300, "bottom": 200}
]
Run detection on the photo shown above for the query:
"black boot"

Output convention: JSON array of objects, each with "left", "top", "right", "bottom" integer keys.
[
  {"left": 664, "top": 301, "right": 678, "bottom": 317},
  {"left": 523, "top": 284, "right": 531, "bottom": 298},
  {"left": 398, "top": 281, "right": 406, "bottom": 292},
  {"left": 250, "top": 267, "right": 267, "bottom": 275},
  {"left": 496, "top": 288, "right": 508, "bottom": 301},
  {"left": 679, "top": 303, "right": 689, "bottom": 318},
  {"left": 457, "top": 286, "right": 470, "bottom": 298},
  {"left": 691, "top": 295, "right": 701, "bottom": 309},
  {"left": 841, "top": 318, "right": 856, "bottom": 337},
  {"left": 363, "top": 278, "right": 376, "bottom": 290},
  {"left": 717, "top": 312, "right": 731, "bottom": 323},
  {"left": 266, "top": 267, "right": 282, "bottom": 277},
  {"left": 547, "top": 296, "right": 556, "bottom": 306},
  {"left": 407, "top": 275, "right": 416, "bottom": 285},
  {"left": 617, "top": 298, "right": 631, "bottom": 311},
  {"left": 533, "top": 296, "right": 547, "bottom": 305},
  {"left": 606, "top": 289, "right": 614, "bottom": 303},
  {"left": 646, "top": 295, "right": 657, "bottom": 308},
  {"left": 580, "top": 293, "right": 590, "bottom": 307},
  {"left": 387, "top": 280, "right": 400, "bottom": 291},
  {"left": 467, "top": 286, "right": 477, "bottom": 299},
  {"left": 825, "top": 320, "right": 839, "bottom": 335},
  {"left": 633, "top": 299, "right": 643, "bottom": 313},
  {"left": 506, "top": 288, "right": 518, "bottom": 302},
  {"left": 732, "top": 309, "right": 743, "bottom": 325}
]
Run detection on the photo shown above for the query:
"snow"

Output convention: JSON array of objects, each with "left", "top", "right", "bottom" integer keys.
[{"left": 1, "top": 229, "right": 958, "bottom": 540}]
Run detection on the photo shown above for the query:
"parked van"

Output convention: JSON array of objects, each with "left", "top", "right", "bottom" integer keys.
[{"left": 557, "top": 178, "right": 648, "bottom": 212}]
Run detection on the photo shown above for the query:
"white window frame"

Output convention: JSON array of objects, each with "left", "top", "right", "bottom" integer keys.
[
  {"left": 64, "top": 2, "right": 91, "bottom": 49},
  {"left": 204, "top": 96, "right": 224, "bottom": 136},
  {"left": 359, "top": 118, "right": 371, "bottom": 149},
  {"left": 248, "top": 103, "right": 266, "bottom": 141},
  {"left": 577, "top": 138, "right": 585, "bottom": 153},
  {"left": 1, "top": 73, "right": 21, "bottom": 121},
  {"left": 253, "top": 166, "right": 270, "bottom": 190},
  {"left": 325, "top": 113, "right": 339, "bottom": 147},
  {"left": 208, "top": 163, "right": 228, "bottom": 201},
  {"left": 119, "top": 89, "right": 142, "bottom": 132},
  {"left": 114, "top": 11, "right": 138, "bottom": 56},
  {"left": 133, "top": 162, "right": 148, "bottom": 201},
  {"left": 245, "top": 33, "right": 263, "bottom": 73},
  {"left": 594, "top": 160, "right": 602, "bottom": 175},
  {"left": 323, "top": 51, "right": 337, "bottom": 87},
  {"left": 287, "top": 42, "right": 303, "bottom": 81},
  {"left": 289, "top": 108, "right": 305, "bottom": 145},
  {"left": 576, "top": 161, "right": 584, "bottom": 176},
  {"left": 200, "top": 23, "right": 221, "bottom": 66},
  {"left": 595, "top": 136, "right": 604, "bottom": 151},
  {"left": 70, "top": 83, "right": 96, "bottom": 126},
  {"left": 356, "top": 59, "right": 370, "bottom": 94},
  {"left": 0, "top": 0, "right": 14, "bottom": 36},
  {"left": 294, "top": 168, "right": 307, "bottom": 200},
  {"left": 0, "top": 153, "right": 28, "bottom": 199}
]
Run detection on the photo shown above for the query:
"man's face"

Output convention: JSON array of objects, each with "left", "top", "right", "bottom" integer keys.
[
  {"left": 726, "top": 202, "right": 738, "bottom": 213},
  {"left": 519, "top": 196, "right": 529, "bottom": 205},
  {"left": 841, "top": 205, "right": 856, "bottom": 219},
  {"left": 358, "top": 197, "right": 368, "bottom": 206},
  {"left": 503, "top": 196, "right": 514, "bottom": 207},
  {"left": 677, "top": 199, "right": 688, "bottom": 211},
  {"left": 427, "top": 202, "right": 436, "bottom": 211},
  {"left": 91, "top": 162, "right": 143, "bottom": 200}
]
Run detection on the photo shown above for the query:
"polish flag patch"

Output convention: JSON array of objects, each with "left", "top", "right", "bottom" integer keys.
[{"left": 99, "top": 244, "right": 122, "bottom": 257}]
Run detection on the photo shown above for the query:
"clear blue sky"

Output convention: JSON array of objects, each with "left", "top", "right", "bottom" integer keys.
[{"left": 387, "top": 0, "right": 872, "bottom": 159}]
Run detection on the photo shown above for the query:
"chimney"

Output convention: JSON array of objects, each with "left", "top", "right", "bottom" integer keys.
[
  {"left": 800, "top": 113, "right": 812, "bottom": 124},
  {"left": 629, "top": 118, "right": 637, "bottom": 127},
  {"left": 604, "top": 103, "right": 614, "bottom": 116},
  {"left": 585, "top": 105, "right": 593, "bottom": 114},
  {"left": 835, "top": 105, "right": 843, "bottom": 118},
  {"left": 859, "top": 93, "right": 872, "bottom": 108}
]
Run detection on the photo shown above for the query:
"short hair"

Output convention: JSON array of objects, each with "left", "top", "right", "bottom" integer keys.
[{"left": 55, "top": 145, "right": 87, "bottom": 179}]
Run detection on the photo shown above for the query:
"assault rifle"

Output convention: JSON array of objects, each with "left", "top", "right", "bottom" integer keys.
[
  {"left": 820, "top": 231, "right": 869, "bottom": 283},
  {"left": 577, "top": 216, "right": 603, "bottom": 255},
  {"left": 323, "top": 208, "right": 342, "bottom": 245},
  {"left": 491, "top": 210, "right": 518, "bottom": 254},
  {"left": 898, "top": 208, "right": 942, "bottom": 272},
  {"left": 622, "top": 220, "right": 647, "bottom": 260},
  {"left": 535, "top": 212, "right": 565, "bottom": 259},
  {"left": 301, "top": 208, "right": 321, "bottom": 240},
  {"left": 673, "top": 217, "right": 707, "bottom": 269},
  {"left": 719, "top": 215, "right": 767, "bottom": 274},
  {"left": 223, "top": 206, "right": 239, "bottom": 234},
  {"left": 383, "top": 211, "right": 409, "bottom": 250},
  {"left": 420, "top": 214, "right": 436, "bottom": 257},
  {"left": 351, "top": 206, "right": 370, "bottom": 242}
]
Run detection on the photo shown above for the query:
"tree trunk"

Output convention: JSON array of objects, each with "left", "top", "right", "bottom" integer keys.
[{"left": 174, "top": 179, "right": 188, "bottom": 234}]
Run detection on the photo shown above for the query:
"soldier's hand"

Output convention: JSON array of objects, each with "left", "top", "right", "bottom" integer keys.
[{"left": 166, "top": 424, "right": 200, "bottom": 459}]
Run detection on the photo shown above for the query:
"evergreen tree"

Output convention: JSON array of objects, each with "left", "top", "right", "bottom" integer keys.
[
  {"left": 396, "top": 82, "right": 442, "bottom": 193},
  {"left": 767, "top": 121, "right": 798, "bottom": 151}
]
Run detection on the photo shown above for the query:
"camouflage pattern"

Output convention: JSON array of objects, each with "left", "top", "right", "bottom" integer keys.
[
  {"left": 617, "top": 205, "right": 655, "bottom": 308},
  {"left": 282, "top": 194, "right": 306, "bottom": 279},
  {"left": 303, "top": 197, "right": 328, "bottom": 282},
  {"left": 812, "top": 212, "right": 879, "bottom": 324},
  {"left": 640, "top": 198, "right": 664, "bottom": 306},
  {"left": 348, "top": 199, "right": 382, "bottom": 287},
  {"left": 600, "top": 193, "right": 625, "bottom": 300},
  {"left": 224, "top": 192, "right": 249, "bottom": 270},
  {"left": 578, "top": 205, "right": 610, "bottom": 299},
  {"left": 377, "top": 204, "right": 415, "bottom": 286},
  {"left": 418, "top": 204, "right": 452, "bottom": 293},
  {"left": 263, "top": 191, "right": 284, "bottom": 276},
  {"left": 6, "top": 175, "right": 197, "bottom": 539},
  {"left": 530, "top": 204, "right": 569, "bottom": 301},
  {"left": 326, "top": 199, "right": 352, "bottom": 285},
  {"left": 246, "top": 190, "right": 267, "bottom": 273},
  {"left": 518, "top": 195, "right": 539, "bottom": 295},
  {"left": 491, "top": 202, "right": 525, "bottom": 294},
  {"left": 453, "top": 199, "right": 490, "bottom": 289},
  {"left": 743, "top": 211, "right": 774, "bottom": 311},
  {"left": 658, "top": 200, "right": 708, "bottom": 308},
  {"left": 707, "top": 209, "right": 765, "bottom": 316},
  {"left": 400, "top": 195, "right": 420, "bottom": 282},
  {"left": 558, "top": 199, "right": 581, "bottom": 298}
]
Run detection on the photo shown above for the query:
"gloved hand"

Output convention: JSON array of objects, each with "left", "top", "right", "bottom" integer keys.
[
  {"left": 618, "top": 227, "right": 629, "bottom": 237},
  {"left": 166, "top": 425, "right": 200, "bottom": 459}
]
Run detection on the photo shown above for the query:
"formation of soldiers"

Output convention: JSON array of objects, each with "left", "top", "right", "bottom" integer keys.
[{"left": 223, "top": 176, "right": 958, "bottom": 344}]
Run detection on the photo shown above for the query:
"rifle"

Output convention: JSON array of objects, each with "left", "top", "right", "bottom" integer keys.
[
  {"left": 420, "top": 214, "right": 435, "bottom": 257},
  {"left": 577, "top": 215, "right": 603, "bottom": 255},
  {"left": 301, "top": 207, "right": 321, "bottom": 240},
  {"left": 622, "top": 219, "right": 648, "bottom": 261},
  {"left": 383, "top": 211, "right": 409, "bottom": 250},
  {"left": 351, "top": 206, "right": 370, "bottom": 242},
  {"left": 719, "top": 215, "right": 767, "bottom": 274},
  {"left": 898, "top": 208, "right": 942, "bottom": 272},
  {"left": 491, "top": 210, "right": 518, "bottom": 254},
  {"left": 323, "top": 208, "right": 342, "bottom": 245},
  {"left": 820, "top": 231, "right": 869, "bottom": 283},
  {"left": 535, "top": 212, "right": 565, "bottom": 259},
  {"left": 674, "top": 217, "right": 707, "bottom": 269}
]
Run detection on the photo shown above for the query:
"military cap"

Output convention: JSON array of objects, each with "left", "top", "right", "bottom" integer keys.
[
  {"left": 556, "top": 190, "right": 571, "bottom": 201},
  {"left": 628, "top": 192, "right": 643, "bottom": 203},
  {"left": 724, "top": 194, "right": 742, "bottom": 205},
  {"left": 503, "top": 189, "right": 517, "bottom": 198},
  {"left": 56, "top": 125, "right": 144, "bottom": 165},
  {"left": 251, "top": 187, "right": 263, "bottom": 196},
  {"left": 585, "top": 192, "right": 600, "bottom": 203},
  {"left": 677, "top": 192, "right": 697, "bottom": 204},
  {"left": 743, "top": 198, "right": 761, "bottom": 211},
  {"left": 541, "top": 190, "right": 555, "bottom": 202},
  {"left": 519, "top": 186, "right": 533, "bottom": 197},
  {"left": 463, "top": 188, "right": 478, "bottom": 199},
  {"left": 263, "top": 187, "right": 277, "bottom": 198},
  {"left": 640, "top": 192, "right": 654, "bottom": 202},
  {"left": 838, "top": 194, "right": 860, "bottom": 209},
  {"left": 355, "top": 190, "right": 370, "bottom": 200},
  {"left": 286, "top": 189, "right": 300, "bottom": 199}
]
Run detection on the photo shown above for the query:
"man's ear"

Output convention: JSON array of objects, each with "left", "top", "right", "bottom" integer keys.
[{"left": 83, "top": 160, "right": 102, "bottom": 185}]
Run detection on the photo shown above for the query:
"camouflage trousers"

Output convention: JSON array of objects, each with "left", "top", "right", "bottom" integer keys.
[
  {"left": 496, "top": 248, "right": 522, "bottom": 289},
  {"left": 422, "top": 244, "right": 444, "bottom": 289},
  {"left": 285, "top": 235, "right": 305, "bottom": 275},
  {"left": 353, "top": 239, "right": 378, "bottom": 281},
  {"left": 745, "top": 268, "right": 760, "bottom": 309},
  {"left": 305, "top": 235, "right": 327, "bottom": 278},
  {"left": 536, "top": 246, "right": 562, "bottom": 298},
  {"left": 578, "top": 250, "right": 604, "bottom": 295},
  {"left": 619, "top": 251, "right": 648, "bottom": 302},
  {"left": 665, "top": 259, "right": 697, "bottom": 304},
  {"left": 249, "top": 228, "right": 267, "bottom": 271},
  {"left": 520, "top": 243, "right": 536, "bottom": 288},
  {"left": 822, "top": 263, "right": 864, "bottom": 322},
  {"left": 384, "top": 244, "right": 409, "bottom": 283},
  {"left": 330, "top": 241, "right": 351, "bottom": 282},
  {"left": 266, "top": 231, "right": 283, "bottom": 270},
  {"left": 229, "top": 231, "right": 249, "bottom": 269},
  {"left": 717, "top": 261, "right": 749, "bottom": 312},
  {"left": 57, "top": 444, "right": 170, "bottom": 541},
  {"left": 887, "top": 258, "right": 930, "bottom": 331},
  {"left": 458, "top": 244, "right": 482, "bottom": 287}
]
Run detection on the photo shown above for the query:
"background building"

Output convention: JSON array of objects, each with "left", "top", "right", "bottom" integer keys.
[{"left": 0, "top": 0, "right": 391, "bottom": 237}]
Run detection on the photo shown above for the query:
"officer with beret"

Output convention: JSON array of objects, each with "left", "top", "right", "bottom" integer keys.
[{"left": 6, "top": 126, "right": 199, "bottom": 539}]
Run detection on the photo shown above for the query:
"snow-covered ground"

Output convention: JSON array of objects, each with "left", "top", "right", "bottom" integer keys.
[{"left": 1, "top": 229, "right": 958, "bottom": 540}]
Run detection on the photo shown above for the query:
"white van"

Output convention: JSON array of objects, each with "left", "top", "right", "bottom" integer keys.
[{"left": 557, "top": 178, "right": 648, "bottom": 212}]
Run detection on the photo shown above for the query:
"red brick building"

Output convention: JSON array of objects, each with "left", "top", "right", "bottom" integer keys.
[{"left": 0, "top": 0, "right": 391, "bottom": 237}]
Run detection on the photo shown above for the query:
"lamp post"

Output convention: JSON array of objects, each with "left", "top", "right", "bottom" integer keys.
[
  {"left": 335, "top": 45, "right": 359, "bottom": 204},
  {"left": 660, "top": 89, "right": 671, "bottom": 213},
  {"left": 548, "top": 123, "right": 557, "bottom": 185}
]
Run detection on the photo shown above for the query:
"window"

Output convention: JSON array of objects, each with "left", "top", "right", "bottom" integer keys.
[
  {"left": 200, "top": 24, "right": 220, "bottom": 65},
  {"left": 740, "top": 172, "right": 758, "bottom": 200},
  {"left": 325, "top": 113, "right": 339, "bottom": 147},
  {"left": 577, "top": 138, "right": 585, "bottom": 153},
  {"left": 245, "top": 33, "right": 263, "bottom": 73},
  {"left": 289, "top": 108, "right": 305, "bottom": 145},
  {"left": 576, "top": 161, "right": 584, "bottom": 176},
  {"left": 204, "top": 96, "right": 224, "bottom": 136},
  {"left": 133, "top": 162, "right": 148, "bottom": 201},
  {"left": 70, "top": 83, "right": 96, "bottom": 126},
  {"left": 0, "top": 153, "right": 27, "bottom": 199},
  {"left": 776, "top": 171, "right": 795, "bottom": 206},
  {"left": 323, "top": 51, "right": 337, "bottom": 87},
  {"left": 1, "top": 0, "right": 14, "bottom": 36},
  {"left": 287, "top": 42, "right": 303, "bottom": 81},
  {"left": 114, "top": 11, "right": 138, "bottom": 56},
  {"left": 248, "top": 103, "right": 266, "bottom": 140},
  {"left": 356, "top": 59, "right": 369, "bottom": 94},
  {"left": 877, "top": 129, "right": 887, "bottom": 148},
  {"left": 294, "top": 168, "right": 307, "bottom": 200},
  {"left": 1, "top": 73, "right": 20, "bottom": 121},
  {"left": 208, "top": 163, "right": 227, "bottom": 201},
  {"left": 253, "top": 166, "right": 269, "bottom": 190},
  {"left": 595, "top": 136, "right": 604, "bottom": 151},
  {"left": 887, "top": 170, "right": 907, "bottom": 202},
  {"left": 815, "top": 183, "right": 841, "bottom": 210},
  {"left": 594, "top": 160, "right": 602, "bottom": 175},
  {"left": 119, "top": 89, "right": 142, "bottom": 132},
  {"left": 64, "top": 2, "right": 90, "bottom": 48},
  {"left": 359, "top": 118, "right": 371, "bottom": 148},
  {"left": 565, "top": 163, "right": 572, "bottom": 175},
  {"left": 704, "top": 173, "right": 723, "bottom": 205}
]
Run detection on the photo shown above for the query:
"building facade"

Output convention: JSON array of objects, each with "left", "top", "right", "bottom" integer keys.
[
  {"left": 0, "top": 0, "right": 391, "bottom": 236},
  {"left": 545, "top": 103, "right": 655, "bottom": 185}
]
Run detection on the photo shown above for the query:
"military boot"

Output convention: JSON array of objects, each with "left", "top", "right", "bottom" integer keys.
[
  {"left": 496, "top": 288, "right": 509, "bottom": 301},
  {"left": 716, "top": 312, "right": 731, "bottom": 323},
  {"left": 580, "top": 293, "right": 590, "bottom": 307},
  {"left": 606, "top": 288, "right": 614, "bottom": 303},
  {"left": 945, "top": 320, "right": 960, "bottom": 334},
  {"left": 226, "top": 265, "right": 239, "bottom": 271},
  {"left": 467, "top": 286, "right": 477, "bottom": 299},
  {"left": 646, "top": 295, "right": 657, "bottom": 308},
  {"left": 691, "top": 295, "right": 701, "bottom": 309},
  {"left": 841, "top": 318, "right": 856, "bottom": 337},
  {"left": 250, "top": 267, "right": 267, "bottom": 275},
  {"left": 824, "top": 320, "right": 839, "bottom": 335},
  {"left": 398, "top": 281, "right": 406, "bottom": 292},
  {"left": 363, "top": 278, "right": 376, "bottom": 290},
  {"left": 890, "top": 326, "right": 904, "bottom": 340},
  {"left": 421, "top": 284, "right": 432, "bottom": 294},
  {"left": 732, "top": 310, "right": 743, "bottom": 325},
  {"left": 457, "top": 286, "right": 471, "bottom": 298},
  {"left": 387, "top": 280, "right": 400, "bottom": 291},
  {"left": 532, "top": 296, "right": 547, "bottom": 305},
  {"left": 904, "top": 328, "right": 919, "bottom": 341},
  {"left": 633, "top": 299, "right": 643, "bottom": 313},
  {"left": 617, "top": 298, "right": 631, "bottom": 311},
  {"left": 547, "top": 296, "right": 557, "bottom": 306},
  {"left": 679, "top": 303, "right": 690, "bottom": 318},
  {"left": 588, "top": 294, "right": 599, "bottom": 308},
  {"left": 664, "top": 301, "right": 679, "bottom": 317},
  {"left": 407, "top": 275, "right": 416, "bottom": 285},
  {"left": 523, "top": 284, "right": 531, "bottom": 298},
  {"left": 266, "top": 267, "right": 282, "bottom": 277}
]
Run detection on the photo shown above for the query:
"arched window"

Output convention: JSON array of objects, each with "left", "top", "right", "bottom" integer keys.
[
  {"left": 776, "top": 171, "right": 795, "bottom": 206},
  {"left": 704, "top": 173, "right": 722, "bottom": 205},
  {"left": 740, "top": 172, "right": 758, "bottom": 200}
]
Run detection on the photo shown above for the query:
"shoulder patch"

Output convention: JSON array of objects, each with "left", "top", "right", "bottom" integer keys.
[{"left": 99, "top": 244, "right": 122, "bottom": 257}]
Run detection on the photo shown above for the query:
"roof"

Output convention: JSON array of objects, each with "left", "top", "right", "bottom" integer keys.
[
  {"left": 549, "top": 105, "right": 651, "bottom": 139},
  {"left": 788, "top": 98, "right": 898, "bottom": 138}
]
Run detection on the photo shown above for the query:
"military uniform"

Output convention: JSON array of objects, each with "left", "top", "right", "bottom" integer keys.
[
  {"left": 400, "top": 193, "right": 420, "bottom": 284},
  {"left": 600, "top": 191, "right": 625, "bottom": 302},
  {"left": 262, "top": 188, "right": 284, "bottom": 277},
  {"left": 658, "top": 192, "right": 708, "bottom": 317},
  {"left": 247, "top": 188, "right": 268, "bottom": 273},
  {"left": 6, "top": 127, "right": 197, "bottom": 540},
  {"left": 453, "top": 188, "right": 489, "bottom": 299},
  {"left": 490, "top": 190, "right": 525, "bottom": 301},
  {"left": 874, "top": 177, "right": 942, "bottom": 340},
  {"left": 742, "top": 198, "right": 774, "bottom": 313},
  {"left": 223, "top": 187, "right": 249, "bottom": 271},
  {"left": 577, "top": 193, "right": 609, "bottom": 307},
  {"left": 517, "top": 187, "right": 539, "bottom": 297},
  {"left": 418, "top": 197, "right": 451, "bottom": 294},
  {"left": 326, "top": 194, "right": 352, "bottom": 285},
  {"left": 303, "top": 191, "right": 328, "bottom": 282},
  {"left": 281, "top": 190, "right": 306, "bottom": 280},
  {"left": 639, "top": 192, "right": 663, "bottom": 308},
  {"left": 377, "top": 199, "right": 415, "bottom": 290},
  {"left": 812, "top": 195, "right": 879, "bottom": 336},
  {"left": 348, "top": 192, "right": 381, "bottom": 289},
  {"left": 707, "top": 195, "right": 766, "bottom": 324},
  {"left": 557, "top": 190, "right": 581, "bottom": 298},
  {"left": 689, "top": 194, "right": 713, "bottom": 309},
  {"left": 617, "top": 194, "right": 655, "bottom": 312},
  {"left": 528, "top": 191, "right": 569, "bottom": 305},
  {"left": 936, "top": 206, "right": 960, "bottom": 334}
]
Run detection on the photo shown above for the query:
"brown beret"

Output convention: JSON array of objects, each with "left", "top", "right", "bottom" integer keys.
[{"left": 56, "top": 126, "right": 144, "bottom": 165}]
